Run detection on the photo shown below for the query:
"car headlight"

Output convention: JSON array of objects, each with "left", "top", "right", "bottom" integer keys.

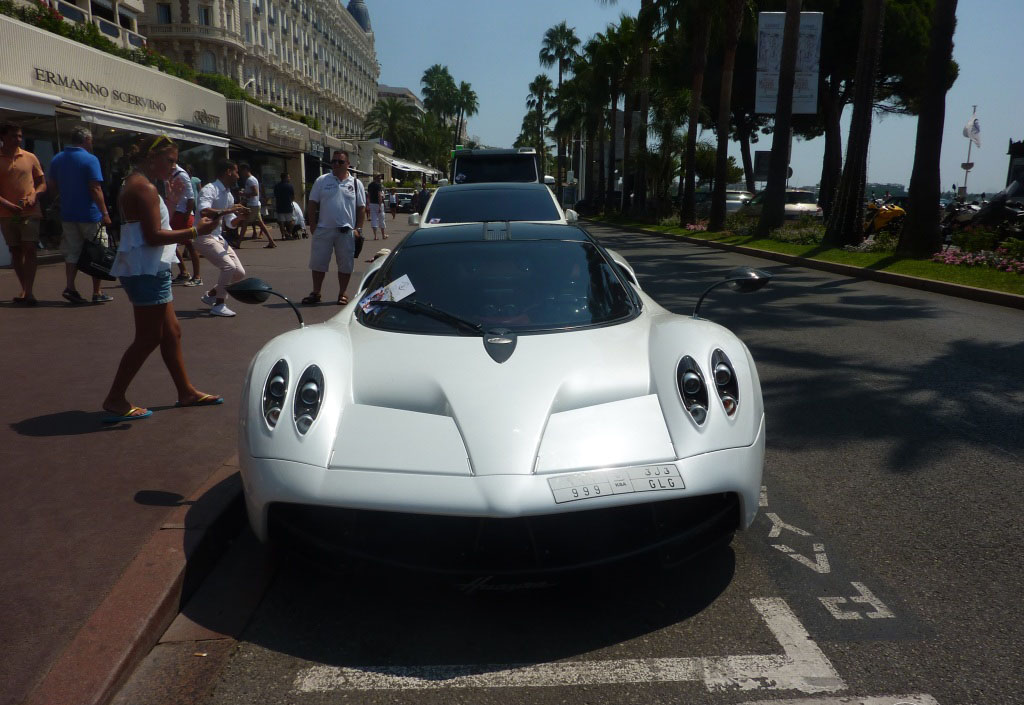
[
  {"left": 293, "top": 365, "right": 324, "bottom": 435},
  {"left": 263, "top": 360, "right": 289, "bottom": 428},
  {"left": 677, "top": 355, "right": 708, "bottom": 425},
  {"left": 711, "top": 349, "right": 739, "bottom": 416}
]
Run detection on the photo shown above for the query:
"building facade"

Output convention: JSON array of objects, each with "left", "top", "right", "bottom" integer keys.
[
  {"left": 141, "top": 0, "right": 378, "bottom": 138},
  {"left": 377, "top": 84, "right": 424, "bottom": 115}
]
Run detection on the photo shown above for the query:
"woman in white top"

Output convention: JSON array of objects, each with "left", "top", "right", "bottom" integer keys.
[{"left": 101, "top": 134, "right": 221, "bottom": 422}]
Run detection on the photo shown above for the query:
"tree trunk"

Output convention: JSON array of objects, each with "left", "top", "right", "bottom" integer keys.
[
  {"left": 737, "top": 119, "right": 755, "bottom": 193},
  {"left": 817, "top": 77, "right": 844, "bottom": 218},
  {"left": 898, "top": 0, "right": 958, "bottom": 257},
  {"left": 622, "top": 92, "right": 635, "bottom": 213},
  {"left": 556, "top": 63, "right": 565, "bottom": 205},
  {"left": 606, "top": 91, "right": 620, "bottom": 213},
  {"left": 635, "top": 0, "right": 652, "bottom": 215},
  {"left": 680, "top": 8, "right": 712, "bottom": 226},
  {"left": 757, "top": 0, "right": 802, "bottom": 236},
  {"left": 597, "top": 115, "right": 607, "bottom": 209},
  {"left": 709, "top": 0, "right": 746, "bottom": 231},
  {"left": 585, "top": 125, "right": 597, "bottom": 205},
  {"left": 823, "top": 0, "right": 886, "bottom": 247}
]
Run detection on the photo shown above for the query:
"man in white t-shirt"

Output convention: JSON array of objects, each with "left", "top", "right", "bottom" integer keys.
[
  {"left": 302, "top": 149, "right": 365, "bottom": 306},
  {"left": 195, "top": 160, "right": 249, "bottom": 317},
  {"left": 168, "top": 163, "right": 201, "bottom": 285},
  {"left": 237, "top": 163, "right": 276, "bottom": 248}
]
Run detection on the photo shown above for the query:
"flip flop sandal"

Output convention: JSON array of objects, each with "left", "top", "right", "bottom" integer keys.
[
  {"left": 301, "top": 293, "right": 322, "bottom": 305},
  {"left": 175, "top": 393, "right": 224, "bottom": 408},
  {"left": 102, "top": 406, "right": 152, "bottom": 423},
  {"left": 337, "top": 295, "right": 349, "bottom": 305}
]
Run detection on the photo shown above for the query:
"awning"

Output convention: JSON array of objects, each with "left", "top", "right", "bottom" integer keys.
[
  {"left": 378, "top": 154, "right": 441, "bottom": 176},
  {"left": 75, "top": 105, "right": 230, "bottom": 148},
  {"left": 0, "top": 83, "right": 62, "bottom": 116}
]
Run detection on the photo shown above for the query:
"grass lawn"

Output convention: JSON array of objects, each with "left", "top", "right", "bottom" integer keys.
[{"left": 601, "top": 218, "right": 1024, "bottom": 297}]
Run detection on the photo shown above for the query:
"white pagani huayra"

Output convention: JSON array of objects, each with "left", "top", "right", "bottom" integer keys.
[{"left": 228, "top": 221, "right": 771, "bottom": 579}]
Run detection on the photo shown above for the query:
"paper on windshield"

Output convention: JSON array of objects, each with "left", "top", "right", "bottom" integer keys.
[{"left": 359, "top": 274, "right": 416, "bottom": 313}]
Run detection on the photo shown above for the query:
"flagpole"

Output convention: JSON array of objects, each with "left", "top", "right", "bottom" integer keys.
[{"left": 963, "top": 105, "right": 976, "bottom": 192}]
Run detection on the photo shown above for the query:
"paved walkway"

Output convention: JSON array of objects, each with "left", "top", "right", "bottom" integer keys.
[{"left": 0, "top": 220, "right": 409, "bottom": 705}]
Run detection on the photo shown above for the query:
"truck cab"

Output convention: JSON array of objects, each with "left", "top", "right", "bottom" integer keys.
[{"left": 450, "top": 148, "right": 541, "bottom": 184}]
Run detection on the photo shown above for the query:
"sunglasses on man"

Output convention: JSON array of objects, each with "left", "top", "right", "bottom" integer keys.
[{"left": 331, "top": 158, "right": 347, "bottom": 165}]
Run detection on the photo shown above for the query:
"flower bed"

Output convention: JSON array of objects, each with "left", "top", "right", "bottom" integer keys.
[{"left": 932, "top": 247, "right": 1024, "bottom": 275}]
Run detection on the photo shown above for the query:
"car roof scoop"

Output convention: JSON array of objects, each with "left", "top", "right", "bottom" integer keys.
[{"left": 483, "top": 328, "right": 517, "bottom": 363}]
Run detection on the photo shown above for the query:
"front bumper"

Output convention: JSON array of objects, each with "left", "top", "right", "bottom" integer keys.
[{"left": 241, "top": 415, "right": 765, "bottom": 544}]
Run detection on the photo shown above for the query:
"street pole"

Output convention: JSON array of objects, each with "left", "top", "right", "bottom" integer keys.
[{"left": 962, "top": 105, "right": 976, "bottom": 193}]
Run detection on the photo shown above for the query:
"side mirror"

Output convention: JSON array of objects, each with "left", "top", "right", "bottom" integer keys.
[
  {"left": 408, "top": 213, "right": 420, "bottom": 226},
  {"left": 227, "top": 278, "right": 304, "bottom": 327},
  {"left": 692, "top": 267, "right": 772, "bottom": 318},
  {"left": 565, "top": 209, "right": 578, "bottom": 223}
]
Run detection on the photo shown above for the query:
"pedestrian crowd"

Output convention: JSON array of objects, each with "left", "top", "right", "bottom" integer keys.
[{"left": 2, "top": 122, "right": 441, "bottom": 421}]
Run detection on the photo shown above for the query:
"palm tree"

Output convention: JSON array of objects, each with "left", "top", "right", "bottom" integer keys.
[
  {"left": 823, "top": 0, "right": 887, "bottom": 247},
  {"left": 539, "top": 20, "right": 581, "bottom": 202},
  {"left": 364, "top": 98, "right": 419, "bottom": 154},
  {"left": 898, "top": 0, "right": 959, "bottom": 256},
  {"left": 526, "top": 74, "right": 554, "bottom": 172},
  {"left": 679, "top": 4, "right": 712, "bottom": 226},
  {"left": 708, "top": 0, "right": 747, "bottom": 231},
  {"left": 452, "top": 81, "right": 479, "bottom": 152},
  {"left": 421, "top": 64, "right": 458, "bottom": 121}
]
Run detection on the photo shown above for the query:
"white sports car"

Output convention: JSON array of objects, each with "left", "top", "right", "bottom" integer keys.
[{"left": 232, "top": 222, "right": 770, "bottom": 576}]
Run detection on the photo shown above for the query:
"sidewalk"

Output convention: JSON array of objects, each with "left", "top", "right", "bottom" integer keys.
[{"left": 0, "top": 221, "right": 408, "bottom": 705}]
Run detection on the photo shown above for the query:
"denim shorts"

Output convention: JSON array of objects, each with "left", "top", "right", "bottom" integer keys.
[{"left": 119, "top": 269, "right": 173, "bottom": 306}]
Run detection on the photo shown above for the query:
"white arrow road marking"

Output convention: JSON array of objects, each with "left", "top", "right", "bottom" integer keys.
[
  {"left": 767, "top": 513, "right": 813, "bottom": 538},
  {"left": 773, "top": 543, "right": 832, "bottom": 574},
  {"left": 736, "top": 694, "right": 938, "bottom": 705},
  {"left": 292, "top": 598, "right": 845, "bottom": 693},
  {"left": 820, "top": 582, "right": 896, "bottom": 620},
  {"left": 760, "top": 485, "right": 769, "bottom": 507}
]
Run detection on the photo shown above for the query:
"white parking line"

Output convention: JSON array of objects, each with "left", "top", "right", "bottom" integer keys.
[
  {"left": 736, "top": 695, "right": 939, "bottom": 705},
  {"left": 293, "top": 597, "right": 844, "bottom": 694}
]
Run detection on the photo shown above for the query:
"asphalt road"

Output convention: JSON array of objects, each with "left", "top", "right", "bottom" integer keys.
[
  {"left": 113, "top": 221, "right": 1024, "bottom": 705},
  {"left": 0, "top": 220, "right": 406, "bottom": 705}
]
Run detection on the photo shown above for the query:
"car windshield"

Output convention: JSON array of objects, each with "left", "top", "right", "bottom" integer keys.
[
  {"left": 453, "top": 155, "right": 538, "bottom": 183},
  {"left": 786, "top": 192, "right": 816, "bottom": 204},
  {"left": 357, "top": 240, "right": 638, "bottom": 335},
  {"left": 425, "top": 188, "right": 561, "bottom": 224}
]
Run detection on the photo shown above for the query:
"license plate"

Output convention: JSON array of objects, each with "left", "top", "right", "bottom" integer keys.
[{"left": 547, "top": 464, "right": 684, "bottom": 504}]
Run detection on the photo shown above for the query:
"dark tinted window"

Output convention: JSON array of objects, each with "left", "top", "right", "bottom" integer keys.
[
  {"left": 425, "top": 188, "right": 561, "bottom": 224},
  {"left": 453, "top": 155, "right": 539, "bottom": 184},
  {"left": 358, "top": 240, "right": 637, "bottom": 335}
]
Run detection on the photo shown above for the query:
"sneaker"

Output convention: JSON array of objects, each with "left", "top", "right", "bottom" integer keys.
[
  {"left": 210, "top": 303, "right": 236, "bottom": 317},
  {"left": 92, "top": 293, "right": 114, "bottom": 302},
  {"left": 62, "top": 288, "right": 87, "bottom": 304},
  {"left": 200, "top": 294, "right": 216, "bottom": 306},
  {"left": 173, "top": 273, "right": 191, "bottom": 283},
  {"left": 184, "top": 277, "right": 203, "bottom": 287}
]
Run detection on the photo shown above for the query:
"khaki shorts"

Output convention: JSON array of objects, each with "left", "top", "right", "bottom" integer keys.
[
  {"left": 61, "top": 221, "right": 101, "bottom": 263},
  {"left": 242, "top": 208, "right": 265, "bottom": 226},
  {"left": 0, "top": 217, "right": 40, "bottom": 247},
  {"left": 310, "top": 227, "right": 355, "bottom": 274}
]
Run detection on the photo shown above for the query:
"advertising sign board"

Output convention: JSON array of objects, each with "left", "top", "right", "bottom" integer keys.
[{"left": 755, "top": 12, "right": 823, "bottom": 115}]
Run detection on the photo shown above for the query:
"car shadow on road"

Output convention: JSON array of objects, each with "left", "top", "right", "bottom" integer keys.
[{"left": 230, "top": 544, "right": 736, "bottom": 673}]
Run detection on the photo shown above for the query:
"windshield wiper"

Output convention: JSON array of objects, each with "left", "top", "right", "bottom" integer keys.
[{"left": 369, "top": 299, "right": 483, "bottom": 335}]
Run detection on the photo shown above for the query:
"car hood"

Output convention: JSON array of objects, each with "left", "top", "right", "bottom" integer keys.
[{"left": 340, "top": 317, "right": 668, "bottom": 476}]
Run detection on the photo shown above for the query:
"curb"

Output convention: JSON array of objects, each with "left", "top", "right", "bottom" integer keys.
[
  {"left": 589, "top": 219, "right": 1024, "bottom": 311},
  {"left": 23, "top": 457, "right": 246, "bottom": 705}
]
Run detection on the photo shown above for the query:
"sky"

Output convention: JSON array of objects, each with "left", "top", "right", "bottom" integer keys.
[{"left": 371, "top": 0, "right": 1024, "bottom": 194}]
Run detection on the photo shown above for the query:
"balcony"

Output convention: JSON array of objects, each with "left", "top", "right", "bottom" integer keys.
[
  {"left": 144, "top": 23, "right": 245, "bottom": 49},
  {"left": 53, "top": 1, "right": 146, "bottom": 49}
]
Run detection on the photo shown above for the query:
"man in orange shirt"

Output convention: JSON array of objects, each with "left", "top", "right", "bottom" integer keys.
[{"left": 0, "top": 122, "right": 46, "bottom": 305}]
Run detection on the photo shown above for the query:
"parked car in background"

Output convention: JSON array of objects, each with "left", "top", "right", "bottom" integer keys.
[
  {"left": 409, "top": 183, "right": 578, "bottom": 228},
  {"left": 738, "top": 189, "right": 823, "bottom": 220},
  {"left": 725, "top": 190, "right": 755, "bottom": 214},
  {"left": 395, "top": 192, "right": 414, "bottom": 213},
  {"left": 450, "top": 148, "right": 541, "bottom": 184}
]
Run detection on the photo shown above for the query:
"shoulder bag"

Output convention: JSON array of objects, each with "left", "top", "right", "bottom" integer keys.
[{"left": 76, "top": 225, "right": 117, "bottom": 281}]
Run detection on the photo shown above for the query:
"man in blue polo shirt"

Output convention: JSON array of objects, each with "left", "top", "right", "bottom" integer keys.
[{"left": 47, "top": 126, "right": 113, "bottom": 304}]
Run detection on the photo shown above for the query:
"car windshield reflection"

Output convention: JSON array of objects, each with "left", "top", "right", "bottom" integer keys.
[{"left": 357, "top": 240, "right": 639, "bottom": 335}]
